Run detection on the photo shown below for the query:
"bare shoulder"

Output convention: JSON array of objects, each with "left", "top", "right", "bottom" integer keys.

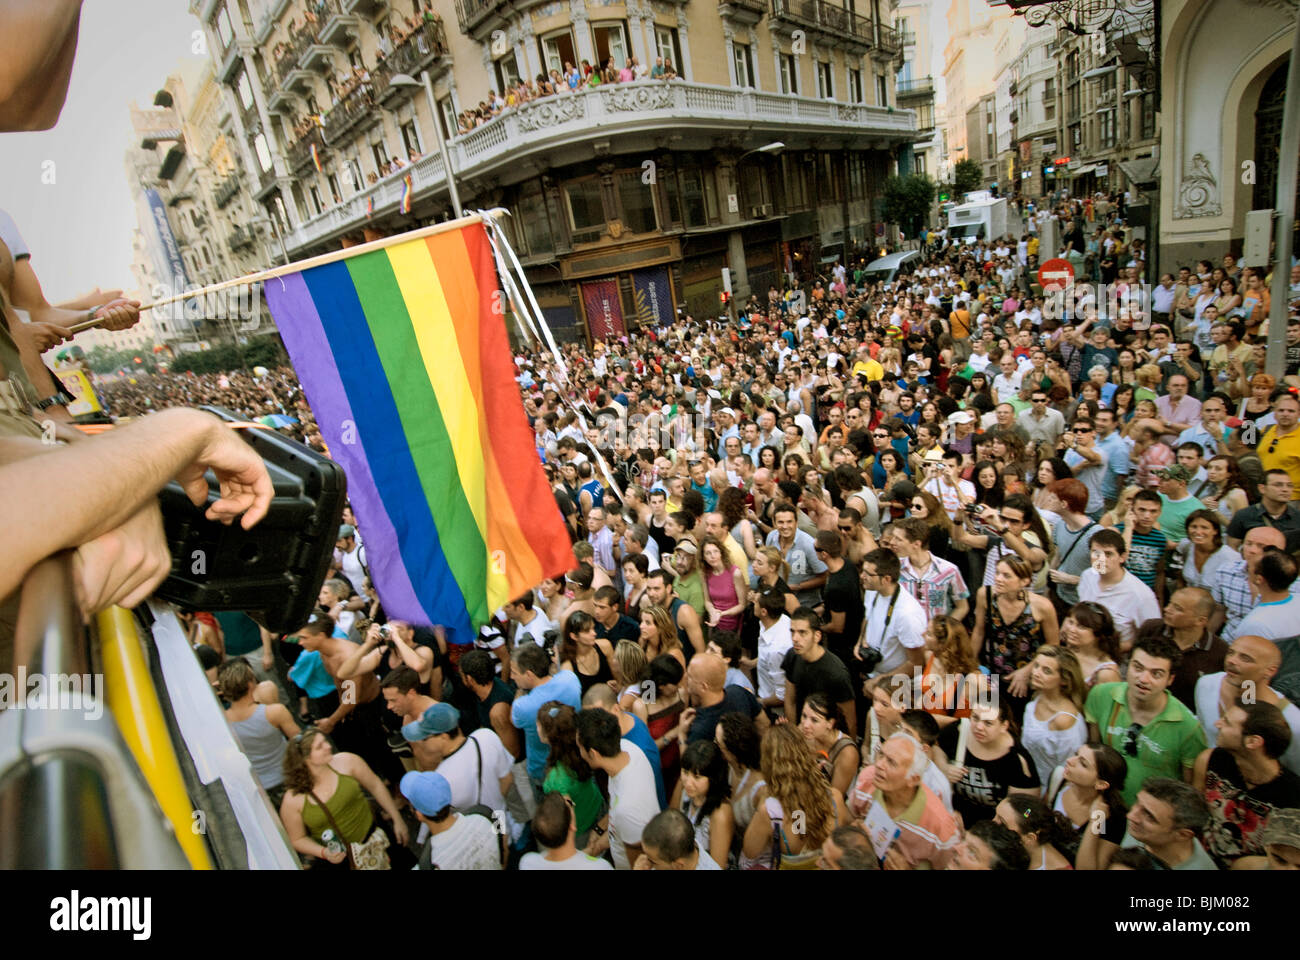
[{"left": 331, "top": 752, "right": 364, "bottom": 776}]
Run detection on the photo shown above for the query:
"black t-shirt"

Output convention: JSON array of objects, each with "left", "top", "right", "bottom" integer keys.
[
  {"left": 756, "top": 576, "right": 793, "bottom": 611},
  {"left": 596, "top": 614, "right": 640, "bottom": 647},
  {"left": 687, "top": 685, "right": 761, "bottom": 743},
  {"left": 780, "top": 648, "right": 855, "bottom": 721},
  {"left": 648, "top": 516, "right": 676, "bottom": 556},
  {"left": 938, "top": 724, "right": 1041, "bottom": 825},
  {"left": 820, "top": 561, "right": 863, "bottom": 660},
  {"left": 476, "top": 677, "right": 516, "bottom": 734}
]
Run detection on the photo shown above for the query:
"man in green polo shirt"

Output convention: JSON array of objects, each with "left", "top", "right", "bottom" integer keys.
[{"left": 1085, "top": 633, "right": 1207, "bottom": 806}]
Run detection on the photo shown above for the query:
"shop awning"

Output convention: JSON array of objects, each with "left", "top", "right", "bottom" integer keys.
[{"left": 1071, "top": 164, "right": 1098, "bottom": 176}]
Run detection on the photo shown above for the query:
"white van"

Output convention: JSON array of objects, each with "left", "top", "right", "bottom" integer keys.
[{"left": 859, "top": 250, "right": 921, "bottom": 284}]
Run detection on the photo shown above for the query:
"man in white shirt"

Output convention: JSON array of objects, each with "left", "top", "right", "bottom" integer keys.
[
  {"left": 520, "top": 792, "right": 615, "bottom": 870},
  {"left": 577, "top": 708, "right": 662, "bottom": 869},
  {"left": 966, "top": 339, "right": 994, "bottom": 374},
  {"left": 754, "top": 593, "right": 793, "bottom": 712},
  {"left": 1194, "top": 634, "right": 1300, "bottom": 776},
  {"left": 992, "top": 353, "right": 1025, "bottom": 404},
  {"left": 505, "top": 593, "right": 555, "bottom": 648},
  {"left": 1077, "top": 530, "right": 1161, "bottom": 651},
  {"left": 924, "top": 452, "right": 977, "bottom": 521},
  {"left": 856, "top": 549, "right": 928, "bottom": 680},
  {"left": 333, "top": 524, "right": 368, "bottom": 597},
  {"left": 402, "top": 771, "right": 502, "bottom": 870}
]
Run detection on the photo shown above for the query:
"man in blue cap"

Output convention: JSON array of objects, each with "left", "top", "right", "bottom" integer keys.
[
  {"left": 400, "top": 771, "right": 502, "bottom": 870},
  {"left": 401, "top": 701, "right": 519, "bottom": 843}
]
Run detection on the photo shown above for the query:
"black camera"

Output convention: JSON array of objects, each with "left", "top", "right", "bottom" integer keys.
[{"left": 858, "top": 645, "right": 883, "bottom": 672}]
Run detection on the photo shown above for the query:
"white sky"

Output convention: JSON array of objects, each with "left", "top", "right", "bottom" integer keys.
[{"left": 0, "top": 0, "right": 205, "bottom": 303}]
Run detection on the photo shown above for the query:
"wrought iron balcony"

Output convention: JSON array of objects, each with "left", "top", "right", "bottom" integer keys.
[
  {"left": 873, "top": 23, "right": 903, "bottom": 59},
  {"left": 769, "top": 0, "right": 874, "bottom": 45},
  {"left": 454, "top": 0, "right": 505, "bottom": 38},
  {"left": 322, "top": 82, "right": 375, "bottom": 145},
  {"left": 228, "top": 223, "right": 256, "bottom": 252},
  {"left": 214, "top": 172, "right": 241, "bottom": 209},
  {"left": 316, "top": 0, "right": 359, "bottom": 47},
  {"left": 371, "top": 19, "right": 451, "bottom": 105},
  {"left": 288, "top": 125, "right": 327, "bottom": 175},
  {"left": 273, "top": 30, "right": 315, "bottom": 88},
  {"left": 718, "top": 0, "right": 768, "bottom": 22},
  {"left": 895, "top": 75, "right": 933, "bottom": 99}
]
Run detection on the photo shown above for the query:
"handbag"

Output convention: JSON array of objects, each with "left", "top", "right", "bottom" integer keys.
[
  {"left": 308, "top": 786, "right": 391, "bottom": 871},
  {"left": 1048, "top": 521, "right": 1096, "bottom": 611}
]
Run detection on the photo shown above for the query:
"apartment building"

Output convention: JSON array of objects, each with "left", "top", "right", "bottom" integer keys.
[
  {"left": 1005, "top": 25, "right": 1056, "bottom": 200},
  {"left": 894, "top": 0, "right": 938, "bottom": 179},
  {"left": 940, "top": 0, "right": 1014, "bottom": 182},
  {"left": 192, "top": 0, "right": 919, "bottom": 341}
]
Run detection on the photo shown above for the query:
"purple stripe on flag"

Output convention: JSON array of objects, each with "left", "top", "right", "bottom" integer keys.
[{"left": 264, "top": 272, "right": 429, "bottom": 624}]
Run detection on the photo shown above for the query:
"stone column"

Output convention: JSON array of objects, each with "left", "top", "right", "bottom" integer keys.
[
  {"left": 722, "top": 22, "right": 736, "bottom": 87},
  {"left": 572, "top": 0, "right": 596, "bottom": 68},
  {"left": 626, "top": 0, "right": 648, "bottom": 68},
  {"left": 675, "top": 6, "right": 691, "bottom": 81}
]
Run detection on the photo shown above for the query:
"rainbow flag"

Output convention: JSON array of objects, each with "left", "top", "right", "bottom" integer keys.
[
  {"left": 262, "top": 220, "right": 575, "bottom": 641},
  {"left": 310, "top": 142, "right": 322, "bottom": 172},
  {"left": 399, "top": 173, "right": 413, "bottom": 214},
  {"left": 365, "top": 196, "right": 374, "bottom": 219}
]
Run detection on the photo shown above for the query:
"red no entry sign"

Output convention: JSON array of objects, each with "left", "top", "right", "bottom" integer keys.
[{"left": 1037, "top": 258, "right": 1075, "bottom": 291}]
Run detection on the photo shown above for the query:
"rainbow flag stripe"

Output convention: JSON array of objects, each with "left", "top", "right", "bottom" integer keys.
[
  {"left": 263, "top": 222, "right": 575, "bottom": 641},
  {"left": 310, "top": 142, "right": 322, "bottom": 173},
  {"left": 400, "top": 174, "right": 413, "bottom": 214}
]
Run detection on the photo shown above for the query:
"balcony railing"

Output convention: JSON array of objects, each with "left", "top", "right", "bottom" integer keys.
[
  {"left": 273, "top": 29, "right": 315, "bottom": 87},
  {"left": 317, "top": 0, "right": 358, "bottom": 47},
  {"left": 282, "top": 80, "right": 917, "bottom": 254},
  {"left": 454, "top": 0, "right": 503, "bottom": 36},
  {"left": 770, "top": 0, "right": 873, "bottom": 42},
  {"left": 898, "top": 29, "right": 916, "bottom": 45},
  {"left": 214, "top": 172, "right": 241, "bottom": 209},
  {"left": 228, "top": 224, "right": 257, "bottom": 252},
  {"left": 288, "top": 125, "right": 327, "bottom": 174},
  {"left": 896, "top": 75, "right": 933, "bottom": 98},
  {"left": 874, "top": 23, "right": 902, "bottom": 58},
  {"left": 322, "top": 82, "right": 375, "bottom": 145},
  {"left": 371, "top": 18, "right": 450, "bottom": 104}
]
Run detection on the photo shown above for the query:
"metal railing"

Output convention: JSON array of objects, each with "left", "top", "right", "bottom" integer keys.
[
  {"left": 273, "top": 28, "right": 315, "bottom": 88},
  {"left": 0, "top": 555, "right": 191, "bottom": 869},
  {"left": 770, "top": 0, "right": 874, "bottom": 40},
  {"left": 371, "top": 18, "right": 450, "bottom": 103},
  {"left": 454, "top": 0, "right": 501, "bottom": 35},
  {"left": 896, "top": 75, "right": 933, "bottom": 97},
  {"left": 214, "top": 172, "right": 241, "bottom": 208},
  {"left": 288, "top": 125, "right": 327, "bottom": 173},
  {"left": 322, "top": 82, "right": 375, "bottom": 145}
]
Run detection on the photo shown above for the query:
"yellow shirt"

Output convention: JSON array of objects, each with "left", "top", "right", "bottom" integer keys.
[
  {"left": 1027, "top": 237, "right": 1040, "bottom": 257},
  {"left": 1259, "top": 424, "right": 1300, "bottom": 499},
  {"left": 852, "top": 359, "right": 884, "bottom": 382}
]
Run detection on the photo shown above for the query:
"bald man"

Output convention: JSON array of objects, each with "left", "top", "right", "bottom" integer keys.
[
  {"left": 1195, "top": 635, "right": 1300, "bottom": 776},
  {"left": 678, "top": 652, "right": 766, "bottom": 747},
  {"left": 1211, "top": 526, "right": 1300, "bottom": 640}
]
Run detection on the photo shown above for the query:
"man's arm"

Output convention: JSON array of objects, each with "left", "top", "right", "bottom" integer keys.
[
  {"left": 0, "top": 407, "right": 272, "bottom": 602},
  {"left": 784, "top": 677, "right": 796, "bottom": 724},
  {"left": 676, "top": 602, "right": 706, "bottom": 654}
]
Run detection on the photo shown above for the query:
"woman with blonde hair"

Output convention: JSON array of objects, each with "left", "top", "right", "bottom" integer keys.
[
  {"left": 1020, "top": 645, "right": 1087, "bottom": 787},
  {"left": 749, "top": 545, "right": 797, "bottom": 618},
  {"left": 740, "top": 725, "right": 847, "bottom": 869},
  {"left": 1099, "top": 484, "right": 1140, "bottom": 529},
  {"left": 640, "top": 604, "right": 685, "bottom": 669},
  {"left": 612, "top": 640, "right": 651, "bottom": 724},
  {"left": 1133, "top": 363, "right": 1163, "bottom": 404}
]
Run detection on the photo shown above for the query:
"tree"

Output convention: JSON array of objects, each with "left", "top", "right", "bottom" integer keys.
[
  {"left": 879, "top": 173, "right": 937, "bottom": 237},
  {"left": 953, "top": 158, "right": 983, "bottom": 197}
]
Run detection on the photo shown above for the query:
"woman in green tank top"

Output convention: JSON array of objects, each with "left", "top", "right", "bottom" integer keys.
[{"left": 279, "top": 729, "right": 408, "bottom": 867}]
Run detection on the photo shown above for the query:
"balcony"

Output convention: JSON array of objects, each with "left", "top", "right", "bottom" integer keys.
[
  {"left": 253, "top": 163, "right": 281, "bottom": 201},
  {"left": 343, "top": 0, "right": 389, "bottom": 13},
  {"left": 455, "top": 0, "right": 506, "bottom": 40},
  {"left": 322, "top": 83, "right": 375, "bottom": 146},
  {"left": 282, "top": 80, "right": 918, "bottom": 255},
  {"left": 228, "top": 224, "right": 256, "bottom": 252},
  {"left": 895, "top": 75, "right": 933, "bottom": 100},
  {"left": 274, "top": 30, "right": 315, "bottom": 87},
  {"left": 371, "top": 19, "right": 451, "bottom": 106},
  {"left": 214, "top": 172, "right": 241, "bottom": 209},
  {"left": 254, "top": 0, "right": 294, "bottom": 45},
  {"left": 264, "top": 81, "right": 295, "bottom": 114},
  {"left": 769, "top": 0, "right": 874, "bottom": 50},
  {"left": 300, "top": 43, "right": 336, "bottom": 73},
  {"left": 718, "top": 0, "right": 767, "bottom": 24},
  {"left": 898, "top": 29, "right": 916, "bottom": 46},
  {"left": 219, "top": 38, "right": 245, "bottom": 83},
  {"left": 288, "top": 126, "right": 327, "bottom": 175},
  {"left": 873, "top": 23, "right": 903, "bottom": 61},
  {"left": 316, "top": 0, "right": 359, "bottom": 47}
]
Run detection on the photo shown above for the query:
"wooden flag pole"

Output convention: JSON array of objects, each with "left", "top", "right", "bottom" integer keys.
[{"left": 68, "top": 209, "right": 507, "bottom": 334}]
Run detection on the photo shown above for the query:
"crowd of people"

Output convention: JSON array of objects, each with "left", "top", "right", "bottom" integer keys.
[{"left": 138, "top": 189, "right": 1300, "bottom": 872}]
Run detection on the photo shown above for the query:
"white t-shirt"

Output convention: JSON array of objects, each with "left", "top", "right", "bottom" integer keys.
[
  {"left": 514, "top": 610, "right": 555, "bottom": 648},
  {"left": 337, "top": 545, "right": 368, "bottom": 598},
  {"left": 436, "top": 729, "right": 514, "bottom": 816},
  {"left": 694, "top": 842, "right": 723, "bottom": 869},
  {"left": 1076, "top": 569, "right": 1160, "bottom": 650},
  {"left": 757, "top": 615, "right": 794, "bottom": 702},
  {"left": 424, "top": 813, "right": 501, "bottom": 870},
  {"left": 1194, "top": 672, "right": 1300, "bottom": 776},
  {"left": 923, "top": 476, "right": 976, "bottom": 522},
  {"left": 519, "top": 849, "right": 614, "bottom": 870},
  {"left": 861, "top": 588, "right": 927, "bottom": 676},
  {"left": 608, "top": 741, "right": 661, "bottom": 870}
]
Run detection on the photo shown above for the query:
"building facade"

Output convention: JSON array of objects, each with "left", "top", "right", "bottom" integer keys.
[
  {"left": 1005, "top": 25, "right": 1056, "bottom": 201},
  {"left": 894, "top": 0, "right": 938, "bottom": 178},
  {"left": 191, "top": 0, "right": 919, "bottom": 342},
  {"left": 1158, "top": 0, "right": 1297, "bottom": 275},
  {"left": 940, "top": 0, "right": 1014, "bottom": 182}
]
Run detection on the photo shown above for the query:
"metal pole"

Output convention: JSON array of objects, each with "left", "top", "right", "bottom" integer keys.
[
  {"left": 1265, "top": 24, "right": 1300, "bottom": 381},
  {"left": 267, "top": 212, "right": 290, "bottom": 266},
  {"left": 421, "top": 70, "right": 463, "bottom": 218}
]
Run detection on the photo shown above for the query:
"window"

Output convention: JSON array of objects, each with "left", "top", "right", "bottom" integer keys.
[
  {"left": 677, "top": 166, "right": 714, "bottom": 227},
  {"left": 733, "top": 42, "right": 754, "bottom": 88},
  {"left": 779, "top": 54, "right": 797, "bottom": 95},
  {"left": 328, "top": 173, "right": 343, "bottom": 202},
  {"left": 618, "top": 172, "right": 657, "bottom": 233},
  {"left": 662, "top": 165, "right": 681, "bottom": 225},
  {"left": 1067, "top": 83, "right": 1080, "bottom": 119},
  {"left": 541, "top": 30, "right": 576, "bottom": 75},
  {"left": 236, "top": 71, "right": 254, "bottom": 110},
  {"left": 515, "top": 182, "right": 555, "bottom": 256},
  {"left": 202, "top": 244, "right": 212, "bottom": 267},
  {"left": 438, "top": 96, "right": 457, "bottom": 139},
  {"left": 348, "top": 156, "right": 364, "bottom": 192},
  {"left": 1141, "top": 92, "right": 1155, "bottom": 140},
  {"left": 913, "top": 153, "right": 926, "bottom": 175},
  {"left": 253, "top": 132, "right": 272, "bottom": 172},
  {"left": 1099, "top": 108, "right": 1116, "bottom": 148},
  {"left": 876, "top": 73, "right": 888, "bottom": 105},
  {"left": 782, "top": 155, "right": 810, "bottom": 211},
  {"left": 400, "top": 119, "right": 421, "bottom": 157},
  {"left": 371, "top": 139, "right": 389, "bottom": 174},
  {"left": 654, "top": 27, "right": 682, "bottom": 75},
  {"left": 494, "top": 52, "right": 521, "bottom": 93},
  {"left": 1066, "top": 51, "right": 1079, "bottom": 81},
  {"left": 817, "top": 61, "right": 833, "bottom": 99},
  {"left": 566, "top": 178, "right": 605, "bottom": 242},
  {"left": 215, "top": 6, "right": 234, "bottom": 47},
  {"left": 309, "top": 185, "right": 324, "bottom": 215},
  {"left": 591, "top": 22, "right": 629, "bottom": 70},
  {"left": 849, "top": 68, "right": 862, "bottom": 103},
  {"left": 1069, "top": 123, "right": 1081, "bottom": 151},
  {"left": 348, "top": 49, "right": 365, "bottom": 70},
  {"left": 1044, "top": 78, "right": 1056, "bottom": 121}
]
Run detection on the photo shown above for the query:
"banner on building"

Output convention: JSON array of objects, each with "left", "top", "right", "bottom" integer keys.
[
  {"left": 631, "top": 267, "right": 673, "bottom": 329},
  {"left": 580, "top": 277, "right": 625, "bottom": 340},
  {"left": 1019, "top": 141, "right": 1032, "bottom": 163},
  {"left": 141, "top": 187, "right": 198, "bottom": 326}
]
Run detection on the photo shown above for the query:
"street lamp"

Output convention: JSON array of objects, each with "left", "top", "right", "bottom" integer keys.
[
  {"left": 389, "top": 72, "right": 463, "bottom": 218},
  {"left": 739, "top": 141, "right": 785, "bottom": 161}
]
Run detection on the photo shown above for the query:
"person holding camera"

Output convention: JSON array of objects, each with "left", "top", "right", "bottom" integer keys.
[{"left": 855, "top": 548, "right": 928, "bottom": 694}]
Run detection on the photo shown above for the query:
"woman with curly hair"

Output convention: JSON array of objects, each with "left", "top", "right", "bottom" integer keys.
[
  {"left": 740, "top": 724, "right": 847, "bottom": 869},
  {"left": 538, "top": 701, "right": 605, "bottom": 848},
  {"left": 717, "top": 485, "right": 758, "bottom": 560},
  {"left": 917, "top": 615, "right": 979, "bottom": 723},
  {"left": 279, "top": 728, "right": 408, "bottom": 870},
  {"left": 715, "top": 711, "right": 766, "bottom": 837},
  {"left": 671, "top": 740, "right": 736, "bottom": 868},
  {"left": 640, "top": 604, "right": 685, "bottom": 669}
]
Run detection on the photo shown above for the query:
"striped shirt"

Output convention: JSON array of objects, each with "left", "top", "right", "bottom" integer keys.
[
  {"left": 1116, "top": 523, "right": 1170, "bottom": 590},
  {"left": 848, "top": 767, "right": 960, "bottom": 869},
  {"left": 900, "top": 554, "right": 969, "bottom": 621},
  {"left": 1212, "top": 557, "right": 1300, "bottom": 641}
]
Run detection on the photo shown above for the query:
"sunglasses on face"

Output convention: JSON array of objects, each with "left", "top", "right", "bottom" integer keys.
[{"left": 1123, "top": 723, "right": 1142, "bottom": 758}]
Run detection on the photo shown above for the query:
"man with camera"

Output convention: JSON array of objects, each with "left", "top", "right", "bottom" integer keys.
[{"left": 855, "top": 548, "right": 927, "bottom": 690}]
